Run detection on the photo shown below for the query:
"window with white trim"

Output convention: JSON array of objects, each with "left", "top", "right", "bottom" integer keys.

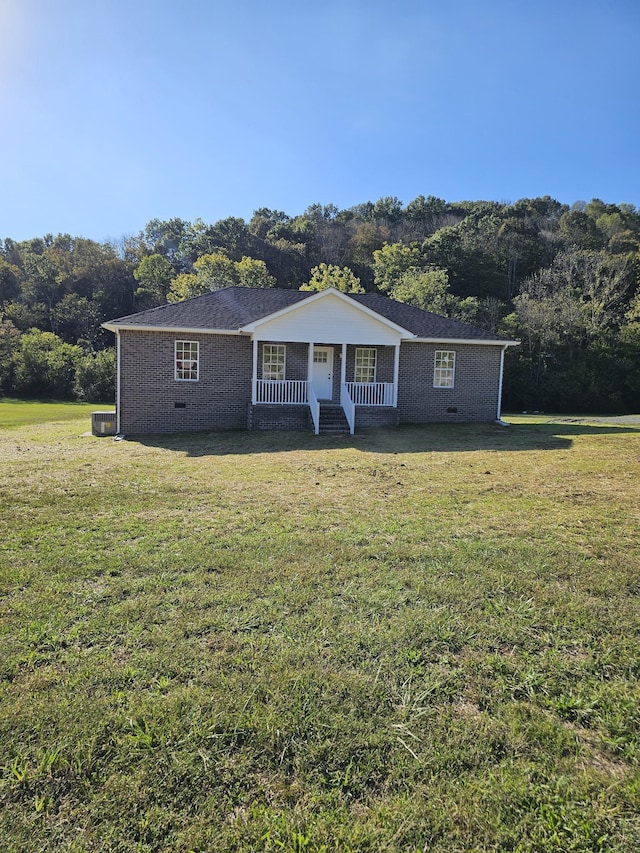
[
  {"left": 262, "top": 344, "right": 286, "bottom": 380},
  {"left": 433, "top": 350, "right": 455, "bottom": 388},
  {"left": 354, "top": 347, "right": 377, "bottom": 383},
  {"left": 175, "top": 340, "right": 199, "bottom": 381}
]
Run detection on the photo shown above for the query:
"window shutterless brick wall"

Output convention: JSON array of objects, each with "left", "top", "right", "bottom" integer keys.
[
  {"left": 397, "top": 343, "right": 502, "bottom": 423},
  {"left": 345, "top": 345, "right": 395, "bottom": 383},
  {"left": 258, "top": 342, "right": 308, "bottom": 381},
  {"left": 119, "top": 330, "right": 253, "bottom": 434}
]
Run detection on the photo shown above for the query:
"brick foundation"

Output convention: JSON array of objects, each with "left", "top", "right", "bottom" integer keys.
[
  {"left": 355, "top": 407, "right": 399, "bottom": 429},
  {"left": 249, "top": 404, "right": 311, "bottom": 431}
]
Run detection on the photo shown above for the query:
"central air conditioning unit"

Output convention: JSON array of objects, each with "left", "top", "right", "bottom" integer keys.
[{"left": 91, "top": 411, "right": 117, "bottom": 436}]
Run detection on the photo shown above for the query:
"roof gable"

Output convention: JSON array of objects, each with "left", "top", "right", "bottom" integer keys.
[{"left": 239, "top": 288, "right": 414, "bottom": 343}]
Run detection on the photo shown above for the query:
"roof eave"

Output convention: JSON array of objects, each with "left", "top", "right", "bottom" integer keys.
[
  {"left": 101, "top": 322, "right": 243, "bottom": 336},
  {"left": 409, "top": 337, "right": 520, "bottom": 346}
]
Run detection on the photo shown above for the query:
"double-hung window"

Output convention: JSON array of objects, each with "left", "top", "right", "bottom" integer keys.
[
  {"left": 175, "top": 340, "right": 199, "bottom": 381},
  {"left": 433, "top": 350, "right": 455, "bottom": 388},
  {"left": 355, "top": 347, "right": 377, "bottom": 383},
  {"left": 263, "top": 344, "right": 286, "bottom": 381}
]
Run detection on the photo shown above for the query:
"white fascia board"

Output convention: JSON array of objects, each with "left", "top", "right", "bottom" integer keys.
[
  {"left": 101, "top": 322, "right": 243, "bottom": 336},
  {"left": 409, "top": 337, "right": 520, "bottom": 347},
  {"left": 239, "top": 288, "right": 416, "bottom": 339}
]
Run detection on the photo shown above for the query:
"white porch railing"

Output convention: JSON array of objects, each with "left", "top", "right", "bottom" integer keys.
[
  {"left": 340, "top": 383, "right": 355, "bottom": 435},
  {"left": 308, "top": 383, "right": 320, "bottom": 435},
  {"left": 255, "top": 380, "right": 308, "bottom": 404},
  {"left": 345, "top": 382, "right": 394, "bottom": 406}
]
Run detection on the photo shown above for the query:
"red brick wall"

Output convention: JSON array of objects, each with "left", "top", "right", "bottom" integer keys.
[
  {"left": 118, "top": 330, "right": 253, "bottom": 434},
  {"left": 397, "top": 342, "right": 502, "bottom": 423},
  {"left": 117, "top": 331, "right": 503, "bottom": 434}
]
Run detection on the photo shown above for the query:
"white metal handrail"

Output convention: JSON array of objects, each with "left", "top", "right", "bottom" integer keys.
[
  {"left": 308, "top": 383, "right": 320, "bottom": 435},
  {"left": 345, "top": 382, "right": 394, "bottom": 406},
  {"left": 256, "top": 380, "right": 308, "bottom": 404},
  {"left": 340, "top": 383, "right": 355, "bottom": 434}
]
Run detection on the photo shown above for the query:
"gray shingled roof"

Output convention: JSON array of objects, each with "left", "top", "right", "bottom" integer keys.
[
  {"left": 350, "top": 293, "right": 508, "bottom": 341},
  {"left": 105, "top": 286, "right": 512, "bottom": 342}
]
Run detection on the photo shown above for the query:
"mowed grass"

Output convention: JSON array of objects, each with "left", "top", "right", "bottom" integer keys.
[
  {"left": 1, "top": 407, "right": 639, "bottom": 852},
  {"left": 0, "top": 399, "right": 111, "bottom": 429}
]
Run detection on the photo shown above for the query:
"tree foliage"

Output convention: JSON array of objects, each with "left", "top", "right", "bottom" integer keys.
[
  {"left": 300, "top": 264, "right": 363, "bottom": 293},
  {"left": 74, "top": 348, "right": 116, "bottom": 402},
  {"left": 1, "top": 194, "right": 639, "bottom": 411},
  {"left": 166, "top": 252, "right": 276, "bottom": 302},
  {"left": 16, "top": 329, "right": 82, "bottom": 398}
]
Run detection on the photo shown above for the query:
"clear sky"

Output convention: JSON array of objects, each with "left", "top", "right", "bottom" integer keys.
[{"left": 1, "top": 0, "right": 639, "bottom": 243}]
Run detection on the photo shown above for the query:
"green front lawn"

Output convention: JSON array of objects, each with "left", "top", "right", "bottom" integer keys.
[
  {"left": 0, "top": 398, "right": 111, "bottom": 430},
  {"left": 1, "top": 405, "right": 639, "bottom": 851}
]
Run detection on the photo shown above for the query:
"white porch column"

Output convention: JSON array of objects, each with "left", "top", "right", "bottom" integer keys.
[
  {"left": 341, "top": 343, "right": 347, "bottom": 386},
  {"left": 307, "top": 341, "right": 315, "bottom": 387},
  {"left": 115, "top": 330, "right": 121, "bottom": 434},
  {"left": 252, "top": 338, "right": 258, "bottom": 404},
  {"left": 496, "top": 344, "right": 507, "bottom": 421},
  {"left": 392, "top": 343, "right": 400, "bottom": 407}
]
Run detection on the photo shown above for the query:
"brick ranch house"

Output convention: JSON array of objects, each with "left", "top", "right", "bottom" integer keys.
[{"left": 102, "top": 286, "right": 518, "bottom": 436}]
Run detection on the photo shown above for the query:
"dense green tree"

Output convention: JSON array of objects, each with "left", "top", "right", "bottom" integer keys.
[
  {"left": 389, "top": 266, "right": 480, "bottom": 324},
  {"left": 167, "top": 252, "right": 275, "bottom": 302},
  {"left": 0, "top": 257, "right": 22, "bottom": 303},
  {"left": 372, "top": 242, "right": 424, "bottom": 293},
  {"left": 247, "top": 209, "right": 292, "bottom": 241},
  {"left": 390, "top": 266, "right": 451, "bottom": 313},
  {"left": 141, "top": 218, "right": 192, "bottom": 270},
  {"left": 404, "top": 194, "right": 447, "bottom": 222},
  {"left": 349, "top": 222, "right": 391, "bottom": 266},
  {"left": 235, "top": 256, "right": 277, "bottom": 289},
  {"left": 20, "top": 251, "right": 63, "bottom": 332},
  {"left": 202, "top": 217, "right": 254, "bottom": 260},
  {"left": 167, "top": 272, "right": 200, "bottom": 303},
  {"left": 51, "top": 294, "right": 100, "bottom": 345},
  {"left": 497, "top": 218, "right": 544, "bottom": 298},
  {"left": 74, "top": 348, "right": 115, "bottom": 402},
  {"left": 300, "top": 263, "right": 363, "bottom": 293},
  {"left": 372, "top": 196, "right": 404, "bottom": 224},
  {"left": 133, "top": 254, "right": 175, "bottom": 305},
  {"left": 0, "top": 315, "right": 21, "bottom": 394},
  {"left": 15, "top": 329, "right": 82, "bottom": 398},
  {"left": 558, "top": 209, "right": 606, "bottom": 250}
]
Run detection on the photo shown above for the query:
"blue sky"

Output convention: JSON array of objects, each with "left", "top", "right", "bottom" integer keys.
[{"left": 1, "top": 0, "right": 639, "bottom": 242}]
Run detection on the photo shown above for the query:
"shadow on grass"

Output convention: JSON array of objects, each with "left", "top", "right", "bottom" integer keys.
[{"left": 125, "top": 420, "right": 640, "bottom": 457}]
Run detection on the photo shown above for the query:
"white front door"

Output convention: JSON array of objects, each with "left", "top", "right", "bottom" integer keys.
[{"left": 311, "top": 347, "right": 334, "bottom": 399}]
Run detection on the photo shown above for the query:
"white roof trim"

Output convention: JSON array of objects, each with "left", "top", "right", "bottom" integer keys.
[
  {"left": 102, "top": 322, "right": 244, "bottom": 336},
  {"left": 410, "top": 337, "right": 520, "bottom": 347},
  {"left": 239, "top": 288, "right": 416, "bottom": 338}
]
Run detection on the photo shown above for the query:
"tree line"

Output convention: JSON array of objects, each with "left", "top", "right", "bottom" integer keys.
[{"left": 1, "top": 195, "right": 639, "bottom": 411}]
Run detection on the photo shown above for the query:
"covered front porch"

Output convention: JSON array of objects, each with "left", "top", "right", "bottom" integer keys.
[
  {"left": 250, "top": 341, "right": 400, "bottom": 434},
  {"left": 239, "top": 287, "right": 415, "bottom": 434}
]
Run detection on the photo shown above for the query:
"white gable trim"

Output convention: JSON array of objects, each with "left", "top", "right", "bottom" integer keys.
[{"left": 239, "top": 288, "right": 415, "bottom": 338}]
